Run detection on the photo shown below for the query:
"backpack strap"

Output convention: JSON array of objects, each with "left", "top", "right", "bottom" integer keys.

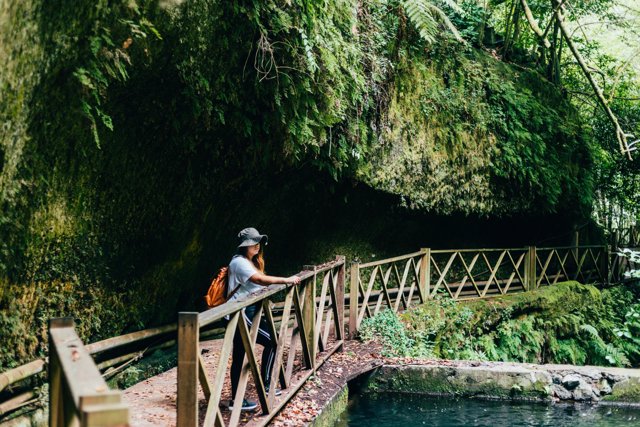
[{"left": 227, "top": 282, "right": 242, "bottom": 300}]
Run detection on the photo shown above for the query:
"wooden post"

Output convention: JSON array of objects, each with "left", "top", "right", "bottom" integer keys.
[
  {"left": 605, "top": 245, "right": 612, "bottom": 284},
  {"left": 335, "top": 256, "right": 346, "bottom": 350},
  {"left": 419, "top": 248, "right": 430, "bottom": 301},
  {"left": 349, "top": 262, "right": 359, "bottom": 339},
  {"left": 49, "top": 318, "right": 74, "bottom": 427},
  {"left": 303, "top": 270, "right": 317, "bottom": 369},
  {"left": 80, "top": 393, "right": 129, "bottom": 427},
  {"left": 177, "top": 312, "right": 199, "bottom": 427},
  {"left": 525, "top": 246, "right": 537, "bottom": 290}
]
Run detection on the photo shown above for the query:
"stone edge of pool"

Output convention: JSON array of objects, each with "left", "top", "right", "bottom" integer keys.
[{"left": 307, "top": 362, "right": 640, "bottom": 426}]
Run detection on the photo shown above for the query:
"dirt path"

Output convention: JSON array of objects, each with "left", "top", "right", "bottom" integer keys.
[{"left": 122, "top": 339, "right": 382, "bottom": 426}]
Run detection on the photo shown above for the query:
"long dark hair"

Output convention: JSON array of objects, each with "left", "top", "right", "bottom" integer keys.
[{"left": 238, "top": 245, "right": 265, "bottom": 273}]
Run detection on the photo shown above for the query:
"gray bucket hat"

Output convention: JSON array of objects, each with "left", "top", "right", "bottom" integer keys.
[{"left": 237, "top": 227, "right": 268, "bottom": 248}]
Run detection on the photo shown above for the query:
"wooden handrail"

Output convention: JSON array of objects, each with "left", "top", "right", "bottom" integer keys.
[
  {"left": 358, "top": 250, "right": 426, "bottom": 268},
  {"left": 48, "top": 318, "right": 129, "bottom": 427},
  {"left": 178, "top": 256, "right": 346, "bottom": 427},
  {"left": 431, "top": 247, "right": 527, "bottom": 254},
  {"left": 198, "top": 257, "right": 345, "bottom": 329}
]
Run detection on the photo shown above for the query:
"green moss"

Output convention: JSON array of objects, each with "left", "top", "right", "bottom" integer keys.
[
  {"left": 310, "top": 385, "right": 349, "bottom": 427},
  {"left": 603, "top": 378, "right": 640, "bottom": 403},
  {"left": 0, "top": 0, "right": 597, "bottom": 371},
  {"left": 360, "top": 45, "right": 592, "bottom": 216},
  {"left": 361, "top": 282, "right": 639, "bottom": 368},
  {"left": 363, "top": 366, "right": 551, "bottom": 401}
]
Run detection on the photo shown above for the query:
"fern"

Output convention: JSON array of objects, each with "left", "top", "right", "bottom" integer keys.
[
  {"left": 605, "top": 344, "right": 630, "bottom": 367},
  {"left": 402, "top": 0, "right": 464, "bottom": 44},
  {"left": 579, "top": 324, "right": 600, "bottom": 338}
]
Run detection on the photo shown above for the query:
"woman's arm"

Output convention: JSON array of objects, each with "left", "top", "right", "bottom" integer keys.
[{"left": 249, "top": 272, "right": 301, "bottom": 286}]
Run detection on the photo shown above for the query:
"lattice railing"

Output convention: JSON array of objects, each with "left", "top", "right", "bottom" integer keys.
[
  {"left": 177, "top": 257, "right": 345, "bottom": 427},
  {"left": 534, "top": 246, "right": 607, "bottom": 288},
  {"left": 428, "top": 248, "right": 530, "bottom": 299},
  {"left": 348, "top": 245, "right": 613, "bottom": 336},
  {"left": 348, "top": 250, "right": 427, "bottom": 335}
]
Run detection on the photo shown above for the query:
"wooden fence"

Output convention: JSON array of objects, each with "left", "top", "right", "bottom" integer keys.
[
  {"left": 48, "top": 318, "right": 129, "bottom": 427},
  {"left": 1, "top": 245, "right": 637, "bottom": 426},
  {"left": 176, "top": 257, "right": 345, "bottom": 427},
  {"left": 348, "top": 245, "right": 611, "bottom": 333}
]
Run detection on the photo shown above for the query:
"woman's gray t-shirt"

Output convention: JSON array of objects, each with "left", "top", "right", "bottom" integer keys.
[{"left": 227, "top": 255, "right": 262, "bottom": 301}]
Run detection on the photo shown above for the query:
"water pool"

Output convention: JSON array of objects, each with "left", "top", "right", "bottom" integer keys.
[{"left": 334, "top": 393, "right": 640, "bottom": 426}]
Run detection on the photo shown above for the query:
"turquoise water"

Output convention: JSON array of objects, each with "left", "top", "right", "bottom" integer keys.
[{"left": 334, "top": 393, "right": 640, "bottom": 426}]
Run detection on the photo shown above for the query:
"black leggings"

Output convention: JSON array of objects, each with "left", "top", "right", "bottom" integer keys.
[{"left": 230, "top": 304, "right": 276, "bottom": 397}]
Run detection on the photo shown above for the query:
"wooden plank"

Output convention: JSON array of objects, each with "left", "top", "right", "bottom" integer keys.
[
  {"left": 405, "top": 259, "right": 419, "bottom": 308},
  {"left": 49, "top": 319, "right": 113, "bottom": 419},
  {"left": 0, "top": 391, "right": 36, "bottom": 416},
  {"left": 505, "top": 252, "right": 525, "bottom": 293},
  {"left": 430, "top": 253, "right": 456, "bottom": 298},
  {"left": 243, "top": 340, "right": 342, "bottom": 427},
  {"left": 537, "top": 250, "right": 553, "bottom": 287},
  {"left": 393, "top": 260, "right": 411, "bottom": 312},
  {"left": 293, "top": 287, "right": 312, "bottom": 369},
  {"left": 381, "top": 265, "right": 394, "bottom": 310},
  {"left": 322, "top": 308, "right": 333, "bottom": 347},
  {"left": 459, "top": 253, "right": 481, "bottom": 297},
  {"left": 177, "top": 313, "right": 199, "bottom": 427},
  {"left": 85, "top": 324, "right": 176, "bottom": 355},
  {"left": 285, "top": 326, "right": 300, "bottom": 384},
  {"left": 419, "top": 248, "right": 430, "bottom": 302},
  {"left": 482, "top": 251, "right": 506, "bottom": 297},
  {"left": 335, "top": 259, "right": 345, "bottom": 343},
  {"left": 236, "top": 313, "right": 269, "bottom": 414},
  {"left": 48, "top": 328, "right": 64, "bottom": 427},
  {"left": 303, "top": 274, "right": 317, "bottom": 369},
  {"left": 349, "top": 263, "right": 359, "bottom": 338},
  {"left": 553, "top": 250, "right": 570, "bottom": 285},
  {"left": 358, "top": 250, "right": 425, "bottom": 268},
  {"left": 80, "top": 402, "right": 129, "bottom": 427},
  {"left": 203, "top": 312, "right": 238, "bottom": 427},
  {"left": 357, "top": 277, "right": 372, "bottom": 320},
  {"left": 0, "top": 359, "right": 46, "bottom": 393},
  {"left": 358, "top": 266, "right": 379, "bottom": 325},
  {"left": 263, "top": 299, "right": 288, "bottom": 390},
  {"left": 314, "top": 271, "right": 331, "bottom": 352},
  {"left": 198, "top": 354, "right": 212, "bottom": 400},
  {"left": 229, "top": 305, "right": 264, "bottom": 426}
]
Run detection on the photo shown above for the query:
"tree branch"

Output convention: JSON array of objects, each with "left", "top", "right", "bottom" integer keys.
[
  {"left": 554, "top": 2, "right": 633, "bottom": 160},
  {"left": 519, "top": 0, "right": 551, "bottom": 47}
]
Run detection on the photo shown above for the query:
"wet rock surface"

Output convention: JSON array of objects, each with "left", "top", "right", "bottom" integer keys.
[{"left": 363, "top": 362, "right": 640, "bottom": 404}]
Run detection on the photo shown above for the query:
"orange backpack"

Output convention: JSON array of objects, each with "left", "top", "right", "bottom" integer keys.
[{"left": 204, "top": 267, "right": 239, "bottom": 308}]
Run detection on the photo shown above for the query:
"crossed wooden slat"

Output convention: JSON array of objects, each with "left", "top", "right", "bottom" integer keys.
[
  {"left": 429, "top": 250, "right": 527, "bottom": 299},
  {"left": 195, "top": 265, "right": 345, "bottom": 427},
  {"left": 356, "top": 256, "right": 422, "bottom": 325}
]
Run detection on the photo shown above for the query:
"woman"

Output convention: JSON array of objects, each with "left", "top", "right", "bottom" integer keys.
[{"left": 228, "top": 227, "right": 300, "bottom": 412}]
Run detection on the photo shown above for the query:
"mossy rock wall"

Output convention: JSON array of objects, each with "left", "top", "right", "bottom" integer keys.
[{"left": 1, "top": 0, "right": 597, "bottom": 369}]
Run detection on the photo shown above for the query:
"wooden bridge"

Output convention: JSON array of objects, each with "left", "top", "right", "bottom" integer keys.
[{"left": 1, "top": 243, "right": 637, "bottom": 426}]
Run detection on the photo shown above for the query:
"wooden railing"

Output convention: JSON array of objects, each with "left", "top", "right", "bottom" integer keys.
[
  {"left": 534, "top": 246, "right": 607, "bottom": 288},
  {"left": 349, "top": 245, "right": 610, "bottom": 333},
  {"left": 1, "top": 246, "right": 636, "bottom": 425},
  {"left": 176, "top": 256, "right": 345, "bottom": 427},
  {"left": 348, "top": 250, "right": 427, "bottom": 337},
  {"left": 48, "top": 318, "right": 129, "bottom": 427}
]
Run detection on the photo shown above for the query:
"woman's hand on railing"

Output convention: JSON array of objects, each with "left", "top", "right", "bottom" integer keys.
[{"left": 287, "top": 275, "right": 301, "bottom": 285}]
